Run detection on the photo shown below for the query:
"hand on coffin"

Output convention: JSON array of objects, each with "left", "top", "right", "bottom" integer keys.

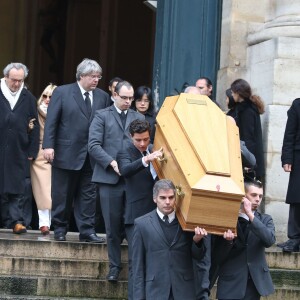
[
  {"left": 223, "top": 229, "right": 235, "bottom": 243},
  {"left": 145, "top": 147, "right": 163, "bottom": 163},
  {"left": 193, "top": 226, "right": 207, "bottom": 243}
]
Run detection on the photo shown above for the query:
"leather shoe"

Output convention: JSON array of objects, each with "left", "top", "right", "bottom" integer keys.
[
  {"left": 106, "top": 268, "right": 120, "bottom": 282},
  {"left": 13, "top": 223, "right": 27, "bottom": 234},
  {"left": 282, "top": 239, "right": 300, "bottom": 252},
  {"left": 79, "top": 233, "right": 105, "bottom": 243},
  {"left": 40, "top": 226, "right": 50, "bottom": 235},
  {"left": 54, "top": 232, "right": 66, "bottom": 241},
  {"left": 277, "top": 239, "right": 290, "bottom": 248}
]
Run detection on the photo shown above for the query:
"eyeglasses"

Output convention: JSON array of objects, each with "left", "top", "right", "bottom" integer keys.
[
  {"left": 116, "top": 93, "right": 134, "bottom": 101},
  {"left": 42, "top": 94, "right": 51, "bottom": 99},
  {"left": 87, "top": 74, "right": 102, "bottom": 80},
  {"left": 8, "top": 77, "right": 24, "bottom": 84}
]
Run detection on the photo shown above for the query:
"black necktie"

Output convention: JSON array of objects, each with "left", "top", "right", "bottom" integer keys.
[
  {"left": 84, "top": 92, "right": 92, "bottom": 117},
  {"left": 120, "top": 111, "right": 126, "bottom": 128},
  {"left": 143, "top": 151, "right": 148, "bottom": 156},
  {"left": 163, "top": 215, "right": 169, "bottom": 224}
]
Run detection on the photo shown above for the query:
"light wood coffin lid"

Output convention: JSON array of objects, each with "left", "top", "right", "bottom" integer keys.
[{"left": 153, "top": 93, "right": 244, "bottom": 235}]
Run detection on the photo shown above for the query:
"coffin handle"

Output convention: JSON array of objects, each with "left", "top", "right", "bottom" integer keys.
[
  {"left": 176, "top": 185, "right": 185, "bottom": 198},
  {"left": 157, "top": 150, "right": 168, "bottom": 163}
]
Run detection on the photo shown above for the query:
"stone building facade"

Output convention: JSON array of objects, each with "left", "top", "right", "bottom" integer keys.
[{"left": 217, "top": 0, "right": 300, "bottom": 239}]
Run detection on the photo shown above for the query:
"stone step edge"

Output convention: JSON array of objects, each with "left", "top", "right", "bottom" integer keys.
[
  {"left": 0, "top": 274, "right": 128, "bottom": 283},
  {"left": 271, "top": 268, "right": 300, "bottom": 273},
  {"left": 0, "top": 255, "right": 110, "bottom": 263},
  {"left": 0, "top": 296, "right": 113, "bottom": 300}
]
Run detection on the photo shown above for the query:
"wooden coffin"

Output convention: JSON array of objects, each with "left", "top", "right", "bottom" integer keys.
[{"left": 153, "top": 93, "right": 244, "bottom": 235}]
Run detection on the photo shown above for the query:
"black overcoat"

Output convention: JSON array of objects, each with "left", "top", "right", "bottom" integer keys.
[
  {"left": 0, "top": 87, "right": 39, "bottom": 194},
  {"left": 281, "top": 98, "right": 300, "bottom": 204},
  {"left": 228, "top": 99, "right": 265, "bottom": 177}
]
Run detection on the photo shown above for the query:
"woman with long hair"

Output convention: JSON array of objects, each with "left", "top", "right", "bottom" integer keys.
[
  {"left": 30, "top": 83, "right": 57, "bottom": 235},
  {"left": 131, "top": 86, "right": 157, "bottom": 143},
  {"left": 229, "top": 79, "right": 265, "bottom": 180}
]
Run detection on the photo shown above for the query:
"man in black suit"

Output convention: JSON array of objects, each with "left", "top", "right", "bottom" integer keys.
[
  {"left": 117, "top": 119, "right": 163, "bottom": 298},
  {"left": 43, "top": 58, "right": 110, "bottom": 242},
  {"left": 210, "top": 180, "right": 275, "bottom": 299},
  {"left": 88, "top": 81, "right": 144, "bottom": 282},
  {"left": 132, "top": 179, "right": 207, "bottom": 300}
]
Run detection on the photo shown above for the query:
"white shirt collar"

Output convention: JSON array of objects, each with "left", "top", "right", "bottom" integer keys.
[
  {"left": 77, "top": 82, "right": 92, "bottom": 98},
  {"left": 114, "top": 104, "right": 127, "bottom": 114},
  {"left": 157, "top": 208, "right": 176, "bottom": 223}
]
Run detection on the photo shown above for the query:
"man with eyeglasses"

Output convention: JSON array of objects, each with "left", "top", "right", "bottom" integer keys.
[
  {"left": 88, "top": 81, "right": 144, "bottom": 282},
  {"left": 43, "top": 58, "right": 110, "bottom": 243},
  {"left": 0, "top": 62, "right": 39, "bottom": 234}
]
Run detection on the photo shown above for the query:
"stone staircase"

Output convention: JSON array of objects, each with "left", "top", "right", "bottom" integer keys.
[
  {"left": 0, "top": 230, "right": 128, "bottom": 299},
  {"left": 0, "top": 230, "right": 300, "bottom": 299}
]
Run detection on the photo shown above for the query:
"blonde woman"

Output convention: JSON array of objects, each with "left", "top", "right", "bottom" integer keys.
[{"left": 30, "top": 84, "right": 57, "bottom": 235}]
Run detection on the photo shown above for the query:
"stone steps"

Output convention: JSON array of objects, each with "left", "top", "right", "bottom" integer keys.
[
  {"left": 0, "top": 230, "right": 299, "bottom": 299},
  {"left": 0, "top": 230, "right": 128, "bottom": 299},
  {"left": 0, "top": 256, "right": 128, "bottom": 279},
  {"left": 0, "top": 275, "right": 127, "bottom": 299}
]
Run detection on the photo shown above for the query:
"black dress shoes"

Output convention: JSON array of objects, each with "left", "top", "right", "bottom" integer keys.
[
  {"left": 79, "top": 233, "right": 105, "bottom": 243},
  {"left": 277, "top": 239, "right": 290, "bottom": 248},
  {"left": 106, "top": 268, "right": 120, "bottom": 282},
  {"left": 282, "top": 239, "right": 300, "bottom": 252},
  {"left": 54, "top": 232, "right": 66, "bottom": 241}
]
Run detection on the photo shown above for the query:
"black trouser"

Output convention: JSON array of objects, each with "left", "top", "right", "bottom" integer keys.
[
  {"left": 288, "top": 204, "right": 300, "bottom": 239},
  {"left": 99, "top": 180, "right": 125, "bottom": 270},
  {"left": 1, "top": 193, "right": 25, "bottom": 227},
  {"left": 51, "top": 157, "right": 96, "bottom": 235}
]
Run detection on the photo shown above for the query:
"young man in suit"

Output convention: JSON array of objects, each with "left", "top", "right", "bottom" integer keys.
[
  {"left": 88, "top": 81, "right": 144, "bottom": 282},
  {"left": 117, "top": 119, "right": 163, "bottom": 299},
  {"left": 132, "top": 179, "right": 207, "bottom": 300},
  {"left": 210, "top": 179, "right": 275, "bottom": 300},
  {"left": 43, "top": 58, "right": 110, "bottom": 242}
]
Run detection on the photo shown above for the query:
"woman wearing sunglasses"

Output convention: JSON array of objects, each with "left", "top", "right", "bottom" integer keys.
[{"left": 30, "top": 83, "right": 57, "bottom": 235}]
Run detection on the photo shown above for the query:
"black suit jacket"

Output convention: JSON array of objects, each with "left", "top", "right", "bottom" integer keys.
[
  {"left": 132, "top": 210, "right": 205, "bottom": 300},
  {"left": 88, "top": 106, "right": 144, "bottom": 184},
  {"left": 210, "top": 211, "right": 275, "bottom": 299},
  {"left": 117, "top": 143, "right": 156, "bottom": 225},
  {"left": 43, "top": 82, "right": 110, "bottom": 170}
]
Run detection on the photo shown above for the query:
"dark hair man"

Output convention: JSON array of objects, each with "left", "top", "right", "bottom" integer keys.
[
  {"left": 88, "top": 81, "right": 144, "bottom": 282},
  {"left": 117, "top": 119, "right": 163, "bottom": 299},
  {"left": 132, "top": 179, "right": 207, "bottom": 299},
  {"left": 210, "top": 179, "right": 275, "bottom": 300}
]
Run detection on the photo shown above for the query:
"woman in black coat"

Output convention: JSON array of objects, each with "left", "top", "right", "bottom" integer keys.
[
  {"left": 227, "top": 79, "right": 265, "bottom": 180},
  {"left": 131, "top": 86, "right": 157, "bottom": 143}
]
